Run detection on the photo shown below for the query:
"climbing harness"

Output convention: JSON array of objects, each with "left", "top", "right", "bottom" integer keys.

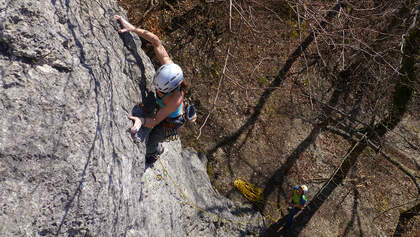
[
  {"left": 161, "top": 102, "right": 196, "bottom": 142},
  {"left": 163, "top": 127, "right": 179, "bottom": 142}
]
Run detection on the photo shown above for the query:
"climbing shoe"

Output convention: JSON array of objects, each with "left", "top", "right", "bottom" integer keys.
[
  {"left": 145, "top": 154, "right": 158, "bottom": 164},
  {"left": 145, "top": 146, "right": 164, "bottom": 164}
]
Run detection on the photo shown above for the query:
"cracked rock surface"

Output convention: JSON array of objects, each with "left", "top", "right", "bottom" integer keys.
[{"left": 0, "top": 0, "right": 263, "bottom": 236}]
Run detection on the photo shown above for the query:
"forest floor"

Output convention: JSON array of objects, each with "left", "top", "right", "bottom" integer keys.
[{"left": 119, "top": 0, "right": 420, "bottom": 235}]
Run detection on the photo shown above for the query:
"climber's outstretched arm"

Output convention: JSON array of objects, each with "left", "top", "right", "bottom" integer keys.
[{"left": 114, "top": 15, "right": 173, "bottom": 65}]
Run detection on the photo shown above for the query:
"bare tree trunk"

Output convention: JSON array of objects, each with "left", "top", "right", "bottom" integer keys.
[
  {"left": 393, "top": 202, "right": 420, "bottom": 237},
  {"left": 263, "top": 3, "right": 420, "bottom": 236}
]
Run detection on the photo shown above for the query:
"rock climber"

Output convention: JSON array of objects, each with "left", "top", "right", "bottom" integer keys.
[
  {"left": 114, "top": 15, "right": 196, "bottom": 163},
  {"left": 285, "top": 184, "right": 308, "bottom": 229}
]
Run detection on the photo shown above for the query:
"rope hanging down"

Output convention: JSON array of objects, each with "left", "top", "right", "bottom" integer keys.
[{"left": 155, "top": 155, "right": 278, "bottom": 225}]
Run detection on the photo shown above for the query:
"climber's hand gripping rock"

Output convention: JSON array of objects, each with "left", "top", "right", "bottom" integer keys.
[
  {"left": 128, "top": 116, "right": 145, "bottom": 134},
  {"left": 114, "top": 15, "right": 136, "bottom": 33}
]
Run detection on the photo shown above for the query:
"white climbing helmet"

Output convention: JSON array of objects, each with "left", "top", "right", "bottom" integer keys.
[
  {"left": 300, "top": 185, "right": 308, "bottom": 194},
  {"left": 153, "top": 63, "right": 183, "bottom": 93}
]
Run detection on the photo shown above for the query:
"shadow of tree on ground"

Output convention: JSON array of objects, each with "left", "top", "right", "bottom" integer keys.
[{"left": 207, "top": 2, "right": 345, "bottom": 159}]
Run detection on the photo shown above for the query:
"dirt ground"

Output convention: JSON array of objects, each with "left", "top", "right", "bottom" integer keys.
[{"left": 118, "top": 0, "right": 420, "bottom": 235}]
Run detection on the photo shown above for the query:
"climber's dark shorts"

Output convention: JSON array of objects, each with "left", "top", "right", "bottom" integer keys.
[{"left": 145, "top": 116, "right": 184, "bottom": 157}]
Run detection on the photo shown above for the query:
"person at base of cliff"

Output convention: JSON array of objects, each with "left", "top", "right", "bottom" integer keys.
[
  {"left": 114, "top": 15, "right": 196, "bottom": 163},
  {"left": 285, "top": 184, "right": 308, "bottom": 229}
]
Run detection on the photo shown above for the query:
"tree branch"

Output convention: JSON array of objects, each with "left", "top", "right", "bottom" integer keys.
[{"left": 197, "top": 47, "right": 230, "bottom": 140}]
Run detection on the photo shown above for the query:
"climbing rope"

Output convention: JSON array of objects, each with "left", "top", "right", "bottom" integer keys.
[
  {"left": 154, "top": 155, "right": 278, "bottom": 225},
  {"left": 234, "top": 178, "right": 264, "bottom": 209},
  {"left": 234, "top": 178, "right": 285, "bottom": 223}
]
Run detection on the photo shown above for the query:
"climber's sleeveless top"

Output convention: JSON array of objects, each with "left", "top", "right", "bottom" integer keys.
[{"left": 156, "top": 88, "right": 183, "bottom": 118}]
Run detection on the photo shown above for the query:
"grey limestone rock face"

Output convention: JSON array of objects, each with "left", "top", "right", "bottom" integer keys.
[{"left": 0, "top": 0, "right": 263, "bottom": 236}]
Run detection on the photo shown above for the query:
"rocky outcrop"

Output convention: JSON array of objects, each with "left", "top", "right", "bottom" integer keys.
[{"left": 0, "top": 0, "right": 262, "bottom": 236}]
